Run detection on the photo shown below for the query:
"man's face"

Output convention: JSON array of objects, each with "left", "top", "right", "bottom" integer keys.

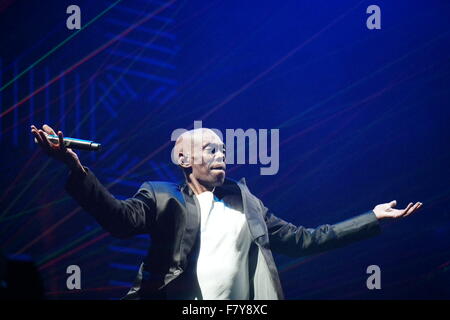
[{"left": 187, "top": 130, "right": 226, "bottom": 188}]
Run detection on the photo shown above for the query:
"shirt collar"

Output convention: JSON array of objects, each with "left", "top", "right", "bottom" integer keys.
[{"left": 177, "top": 177, "right": 245, "bottom": 198}]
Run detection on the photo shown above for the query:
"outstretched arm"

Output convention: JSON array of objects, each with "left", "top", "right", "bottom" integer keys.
[
  {"left": 263, "top": 200, "right": 422, "bottom": 258},
  {"left": 31, "top": 124, "right": 157, "bottom": 239},
  {"left": 372, "top": 200, "right": 422, "bottom": 220},
  {"left": 64, "top": 166, "right": 157, "bottom": 239}
]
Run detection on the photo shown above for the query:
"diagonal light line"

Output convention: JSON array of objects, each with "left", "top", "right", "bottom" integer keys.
[
  {"left": 0, "top": 0, "right": 148, "bottom": 230},
  {"left": 72, "top": 4, "right": 181, "bottom": 149},
  {"left": 0, "top": 197, "right": 69, "bottom": 223},
  {"left": 96, "top": 2, "right": 365, "bottom": 192},
  {"left": 15, "top": 207, "right": 81, "bottom": 254},
  {"left": 0, "top": 0, "right": 175, "bottom": 119},
  {"left": 10, "top": 0, "right": 178, "bottom": 254},
  {"left": 279, "top": 30, "right": 450, "bottom": 129},
  {"left": 2, "top": 0, "right": 165, "bottom": 134},
  {"left": 0, "top": 0, "right": 123, "bottom": 92},
  {"left": 3, "top": 1, "right": 179, "bottom": 250},
  {"left": 38, "top": 232, "right": 109, "bottom": 270},
  {"left": 269, "top": 62, "right": 443, "bottom": 201},
  {"left": 197, "top": 0, "right": 366, "bottom": 123},
  {"left": 0, "top": 155, "right": 55, "bottom": 220},
  {"left": 0, "top": 33, "right": 143, "bottom": 221},
  {"left": 269, "top": 81, "right": 448, "bottom": 214},
  {"left": 37, "top": 227, "right": 101, "bottom": 266}
]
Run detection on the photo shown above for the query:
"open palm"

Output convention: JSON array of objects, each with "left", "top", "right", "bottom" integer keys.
[{"left": 373, "top": 200, "right": 422, "bottom": 220}]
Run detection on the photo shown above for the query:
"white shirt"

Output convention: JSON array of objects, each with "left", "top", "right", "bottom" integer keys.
[{"left": 193, "top": 190, "right": 252, "bottom": 299}]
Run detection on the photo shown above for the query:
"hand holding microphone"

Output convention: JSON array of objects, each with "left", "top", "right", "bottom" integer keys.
[
  {"left": 30, "top": 124, "right": 90, "bottom": 174},
  {"left": 33, "top": 132, "right": 101, "bottom": 151}
]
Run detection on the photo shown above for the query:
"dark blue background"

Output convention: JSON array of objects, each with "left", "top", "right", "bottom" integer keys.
[{"left": 1, "top": 0, "right": 449, "bottom": 299}]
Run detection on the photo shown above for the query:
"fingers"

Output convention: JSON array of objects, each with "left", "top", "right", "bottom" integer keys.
[
  {"left": 31, "top": 129, "right": 48, "bottom": 152},
  {"left": 389, "top": 200, "right": 397, "bottom": 208},
  {"left": 31, "top": 125, "right": 43, "bottom": 145},
  {"left": 42, "top": 124, "right": 56, "bottom": 136},
  {"left": 403, "top": 202, "right": 422, "bottom": 218},
  {"left": 30, "top": 124, "right": 61, "bottom": 153},
  {"left": 398, "top": 202, "right": 414, "bottom": 217},
  {"left": 396, "top": 202, "right": 422, "bottom": 218},
  {"left": 38, "top": 129, "right": 54, "bottom": 153},
  {"left": 58, "top": 131, "right": 67, "bottom": 152}
]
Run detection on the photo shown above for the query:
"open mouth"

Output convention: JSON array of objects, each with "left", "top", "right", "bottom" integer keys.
[{"left": 210, "top": 165, "right": 226, "bottom": 172}]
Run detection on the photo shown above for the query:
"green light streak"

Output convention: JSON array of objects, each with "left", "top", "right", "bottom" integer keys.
[{"left": 0, "top": 0, "right": 123, "bottom": 92}]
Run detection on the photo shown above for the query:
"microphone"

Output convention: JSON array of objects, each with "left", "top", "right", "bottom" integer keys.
[{"left": 34, "top": 134, "right": 101, "bottom": 151}]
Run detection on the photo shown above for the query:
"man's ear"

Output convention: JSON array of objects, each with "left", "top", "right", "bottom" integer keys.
[{"left": 178, "top": 153, "right": 191, "bottom": 168}]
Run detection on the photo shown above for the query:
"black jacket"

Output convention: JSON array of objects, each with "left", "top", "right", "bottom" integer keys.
[{"left": 65, "top": 166, "right": 381, "bottom": 299}]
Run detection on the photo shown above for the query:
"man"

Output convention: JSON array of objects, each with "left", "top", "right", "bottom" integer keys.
[{"left": 30, "top": 124, "right": 422, "bottom": 299}]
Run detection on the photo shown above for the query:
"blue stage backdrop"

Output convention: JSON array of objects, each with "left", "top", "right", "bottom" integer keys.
[{"left": 0, "top": 0, "right": 449, "bottom": 299}]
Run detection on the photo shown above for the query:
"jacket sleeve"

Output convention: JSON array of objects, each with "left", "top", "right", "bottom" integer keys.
[
  {"left": 262, "top": 201, "right": 381, "bottom": 257},
  {"left": 64, "top": 166, "right": 157, "bottom": 239}
]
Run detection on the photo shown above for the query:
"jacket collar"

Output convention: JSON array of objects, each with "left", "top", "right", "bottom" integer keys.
[{"left": 177, "top": 177, "right": 246, "bottom": 198}]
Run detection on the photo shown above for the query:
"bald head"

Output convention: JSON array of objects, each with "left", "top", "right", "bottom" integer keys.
[
  {"left": 174, "top": 128, "right": 222, "bottom": 165},
  {"left": 173, "top": 128, "right": 226, "bottom": 187}
]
